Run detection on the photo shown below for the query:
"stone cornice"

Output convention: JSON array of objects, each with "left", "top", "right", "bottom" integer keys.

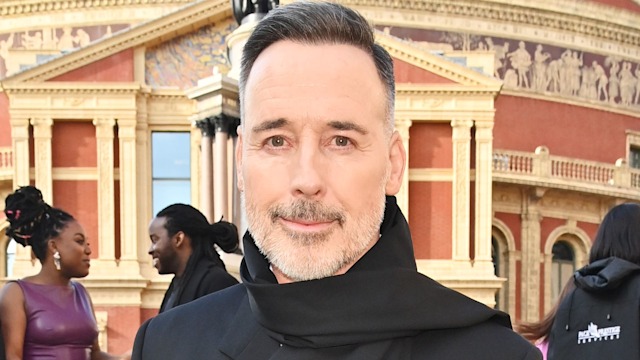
[
  {"left": 0, "top": 0, "right": 231, "bottom": 83},
  {"left": 1, "top": 82, "right": 142, "bottom": 95},
  {"left": 332, "top": 0, "right": 640, "bottom": 47},
  {"left": 396, "top": 84, "right": 501, "bottom": 97},
  {"left": 0, "top": 0, "right": 195, "bottom": 17}
]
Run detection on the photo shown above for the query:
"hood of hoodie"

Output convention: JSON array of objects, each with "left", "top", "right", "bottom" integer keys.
[
  {"left": 575, "top": 257, "right": 640, "bottom": 293},
  {"left": 239, "top": 196, "right": 510, "bottom": 348}
]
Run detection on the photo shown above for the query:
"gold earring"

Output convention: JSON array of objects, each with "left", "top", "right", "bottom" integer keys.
[{"left": 53, "top": 251, "right": 61, "bottom": 271}]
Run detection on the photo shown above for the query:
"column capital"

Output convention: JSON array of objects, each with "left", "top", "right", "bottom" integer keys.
[
  {"left": 451, "top": 118, "right": 473, "bottom": 129},
  {"left": 29, "top": 117, "right": 53, "bottom": 127},
  {"left": 92, "top": 118, "right": 116, "bottom": 128},
  {"left": 211, "top": 114, "right": 240, "bottom": 138},
  {"left": 195, "top": 118, "right": 215, "bottom": 137},
  {"left": 394, "top": 118, "right": 413, "bottom": 129}
]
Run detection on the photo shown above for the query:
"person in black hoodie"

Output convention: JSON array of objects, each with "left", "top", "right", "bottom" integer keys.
[
  {"left": 132, "top": 2, "right": 540, "bottom": 359},
  {"left": 147, "top": 203, "right": 239, "bottom": 313},
  {"left": 547, "top": 203, "right": 640, "bottom": 360}
]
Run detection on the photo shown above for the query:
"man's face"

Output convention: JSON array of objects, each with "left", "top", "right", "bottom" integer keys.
[
  {"left": 148, "top": 217, "right": 179, "bottom": 275},
  {"left": 237, "top": 41, "right": 405, "bottom": 282}
]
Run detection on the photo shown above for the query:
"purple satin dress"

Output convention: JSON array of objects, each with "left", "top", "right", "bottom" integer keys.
[{"left": 16, "top": 280, "right": 98, "bottom": 360}]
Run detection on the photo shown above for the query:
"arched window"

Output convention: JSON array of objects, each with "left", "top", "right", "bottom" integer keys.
[
  {"left": 551, "top": 240, "right": 575, "bottom": 304},
  {"left": 491, "top": 236, "right": 501, "bottom": 309}
]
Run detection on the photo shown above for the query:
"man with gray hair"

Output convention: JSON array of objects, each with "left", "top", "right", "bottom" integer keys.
[{"left": 132, "top": 2, "right": 541, "bottom": 359}]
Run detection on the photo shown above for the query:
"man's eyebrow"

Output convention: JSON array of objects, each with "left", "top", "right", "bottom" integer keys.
[
  {"left": 328, "top": 121, "right": 368, "bottom": 135},
  {"left": 251, "top": 118, "right": 288, "bottom": 133}
]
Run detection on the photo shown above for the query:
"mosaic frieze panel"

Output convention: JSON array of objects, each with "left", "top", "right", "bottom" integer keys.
[
  {"left": 145, "top": 20, "right": 237, "bottom": 89},
  {"left": 381, "top": 26, "right": 640, "bottom": 109},
  {"left": 0, "top": 24, "right": 130, "bottom": 79}
]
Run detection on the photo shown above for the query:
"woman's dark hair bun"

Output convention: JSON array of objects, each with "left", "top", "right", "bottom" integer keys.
[{"left": 4, "top": 186, "right": 49, "bottom": 246}]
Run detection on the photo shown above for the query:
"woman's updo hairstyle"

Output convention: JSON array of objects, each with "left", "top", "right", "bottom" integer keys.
[{"left": 4, "top": 186, "right": 74, "bottom": 262}]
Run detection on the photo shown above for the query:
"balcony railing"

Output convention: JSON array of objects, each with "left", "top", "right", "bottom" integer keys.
[
  {"left": 493, "top": 146, "right": 640, "bottom": 198},
  {"left": 0, "top": 147, "right": 12, "bottom": 180}
]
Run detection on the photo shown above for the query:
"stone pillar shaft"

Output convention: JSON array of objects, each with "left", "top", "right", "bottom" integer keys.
[
  {"left": 93, "top": 118, "right": 116, "bottom": 261},
  {"left": 474, "top": 120, "right": 494, "bottom": 263},
  {"left": 30, "top": 117, "right": 53, "bottom": 204},
  {"left": 196, "top": 119, "right": 215, "bottom": 222},
  {"left": 451, "top": 119, "right": 473, "bottom": 261},
  {"left": 117, "top": 119, "right": 138, "bottom": 262},
  {"left": 521, "top": 191, "right": 542, "bottom": 321}
]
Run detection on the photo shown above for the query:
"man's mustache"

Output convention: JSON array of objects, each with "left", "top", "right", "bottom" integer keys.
[{"left": 270, "top": 200, "right": 345, "bottom": 226}]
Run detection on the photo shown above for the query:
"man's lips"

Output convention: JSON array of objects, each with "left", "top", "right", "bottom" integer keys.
[{"left": 279, "top": 217, "right": 337, "bottom": 232}]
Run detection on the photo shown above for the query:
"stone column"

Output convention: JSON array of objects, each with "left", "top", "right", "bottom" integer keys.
[
  {"left": 212, "top": 115, "right": 238, "bottom": 221},
  {"left": 394, "top": 118, "right": 412, "bottom": 218},
  {"left": 521, "top": 188, "right": 544, "bottom": 321},
  {"left": 116, "top": 117, "right": 140, "bottom": 274},
  {"left": 196, "top": 118, "right": 215, "bottom": 222},
  {"left": 10, "top": 117, "right": 30, "bottom": 189},
  {"left": 10, "top": 117, "right": 34, "bottom": 276},
  {"left": 29, "top": 117, "right": 53, "bottom": 204},
  {"left": 474, "top": 120, "right": 494, "bottom": 268},
  {"left": 93, "top": 118, "right": 116, "bottom": 262},
  {"left": 451, "top": 119, "right": 473, "bottom": 261}
]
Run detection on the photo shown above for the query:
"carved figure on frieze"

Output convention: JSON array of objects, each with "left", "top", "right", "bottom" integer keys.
[
  {"left": 568, "top": 51, "right": 583, "bottom": 96},
  {"left": 533, "top": 44, "right": 550, "bottom": 92},
  {"left": 75, "top": 29, "right": 91, "bottom": 47},
  {"left": 619, "top": 61, "right": 636, "bottom": 106},
  {"left": 546, "top": 58, "right": 562, "bottom": 93},
  {"left": 605, "top": 56, "right": 621, "bottom": 104},
  {"left": 57, "top": 27, "right": 75, "bottom": 50},
  {"left": 233, "top": 0, "right": 279, "bottom": 25},
  {"left": 22, "top": 31, "right": 42, "bottom": 49},
  {"left": 0, "top": 33, "right": 14, "bottom": 79},
  {"left": 486, "top": 37, "right": 509, "bottom": 79},
  {"left": 634, "top": 65, "right": 640, "bottom": 105},
  {"left": 592, "top": 60, "right": 608, "bottom": 102},
  {"left": 507, "top": 41, "right": 531, "bottom": 88},
  {"left": 578, "top": 63, "right": 596, "bottom": 100}
]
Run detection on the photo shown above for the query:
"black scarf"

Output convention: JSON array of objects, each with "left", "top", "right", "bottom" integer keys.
[{"left": 240, "top": 196, "right": 510, "bottom": 348}]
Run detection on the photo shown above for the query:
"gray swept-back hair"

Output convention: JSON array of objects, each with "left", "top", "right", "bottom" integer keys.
[{"left": 238, "top": 1, "right": 395, "bottom": 135}]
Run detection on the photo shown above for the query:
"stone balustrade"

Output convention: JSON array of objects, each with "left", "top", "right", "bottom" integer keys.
[
  {"left": 0, "top": 147, "right": 12, "bottom": 180},
  {"left": 493, "top": 146, "right": 640, "bottom": 198}
]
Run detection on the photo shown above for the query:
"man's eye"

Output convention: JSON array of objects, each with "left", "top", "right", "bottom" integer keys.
[
  {"left": 269, "top": 136, "right": 285, "bottom": 147},
  {"left": 334, "top": 136, "right": 350, "bottom": 146}
]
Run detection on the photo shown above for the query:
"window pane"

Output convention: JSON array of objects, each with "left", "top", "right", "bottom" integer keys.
[
  {"left": 152, "top": 132, "right": 190, "bottom": 178},
  {"left": 630, "top": 147, "right": 640, "bottom": 169},
  {"left": 152, "top": 180, "right": 191, "bottom": 216}
]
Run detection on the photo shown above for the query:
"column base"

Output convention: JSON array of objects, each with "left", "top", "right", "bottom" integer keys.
[{"left": 416, "top": 259, "right": 505, "bottom": 308}]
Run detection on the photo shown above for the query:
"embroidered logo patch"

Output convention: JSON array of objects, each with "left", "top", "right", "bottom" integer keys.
[{"left": 577, "top": 322, "right": 621, "bottom": 344}]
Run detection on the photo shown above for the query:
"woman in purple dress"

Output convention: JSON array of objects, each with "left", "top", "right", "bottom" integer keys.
[{"left": 0, "top": 186, "right": 129, "bottom": 360}]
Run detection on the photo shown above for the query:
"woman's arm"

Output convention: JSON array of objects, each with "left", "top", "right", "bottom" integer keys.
[
  {"left": 0, "top": 282, "right": 26, "bottom": 360},
  {"left": 86, "top": 291, "right": 130, "bottom": 360}
]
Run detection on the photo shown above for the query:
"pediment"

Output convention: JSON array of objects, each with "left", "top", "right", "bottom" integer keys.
[{"left": 0, "top": 0, "right": 231, "bottom": 84}]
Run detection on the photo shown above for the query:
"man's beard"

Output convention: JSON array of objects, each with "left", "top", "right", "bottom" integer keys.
[{"left": 242, "top": 192, "right": 386, "bottom": 282}]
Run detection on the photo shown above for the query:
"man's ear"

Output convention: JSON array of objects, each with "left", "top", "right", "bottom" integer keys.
[
  {"left": 385, "top": 130, "right": 406, "bottom": 195},
  {"left": 236, "top": 127, "right": 244, "bottom": 192},
  {"left": 174, "top": 231, "right": 186, "bottom": 248}
]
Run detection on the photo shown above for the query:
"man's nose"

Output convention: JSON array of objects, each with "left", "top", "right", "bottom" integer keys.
[{"left": 290, "top": 144, "right": 326, "bottom": 198}]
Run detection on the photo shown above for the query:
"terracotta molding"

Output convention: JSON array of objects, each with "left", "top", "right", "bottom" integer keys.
[{"left": 0, "top": 0, "right": 194, "bottom": 17}]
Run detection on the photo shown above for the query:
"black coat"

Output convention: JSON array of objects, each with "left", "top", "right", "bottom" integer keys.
[
  {"left": 159, "top": 255, "right": 238, "bottom": 313},
  {"left": 134, "top": 197, "right": 540, "bottom": 360},
  {"left": 548, "top": 257, "right": 640, "bottom": 360}
]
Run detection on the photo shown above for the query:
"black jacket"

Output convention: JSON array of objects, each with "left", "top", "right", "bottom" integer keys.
[
  {"left": 548, "top": 257, "right": 640, "bottom": 360},
  {"left": 134, "top": 197, "right": 540, "bottom": 359},
  {"left": 159, "top": 255, "right": 238, "bottom": 313}
]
